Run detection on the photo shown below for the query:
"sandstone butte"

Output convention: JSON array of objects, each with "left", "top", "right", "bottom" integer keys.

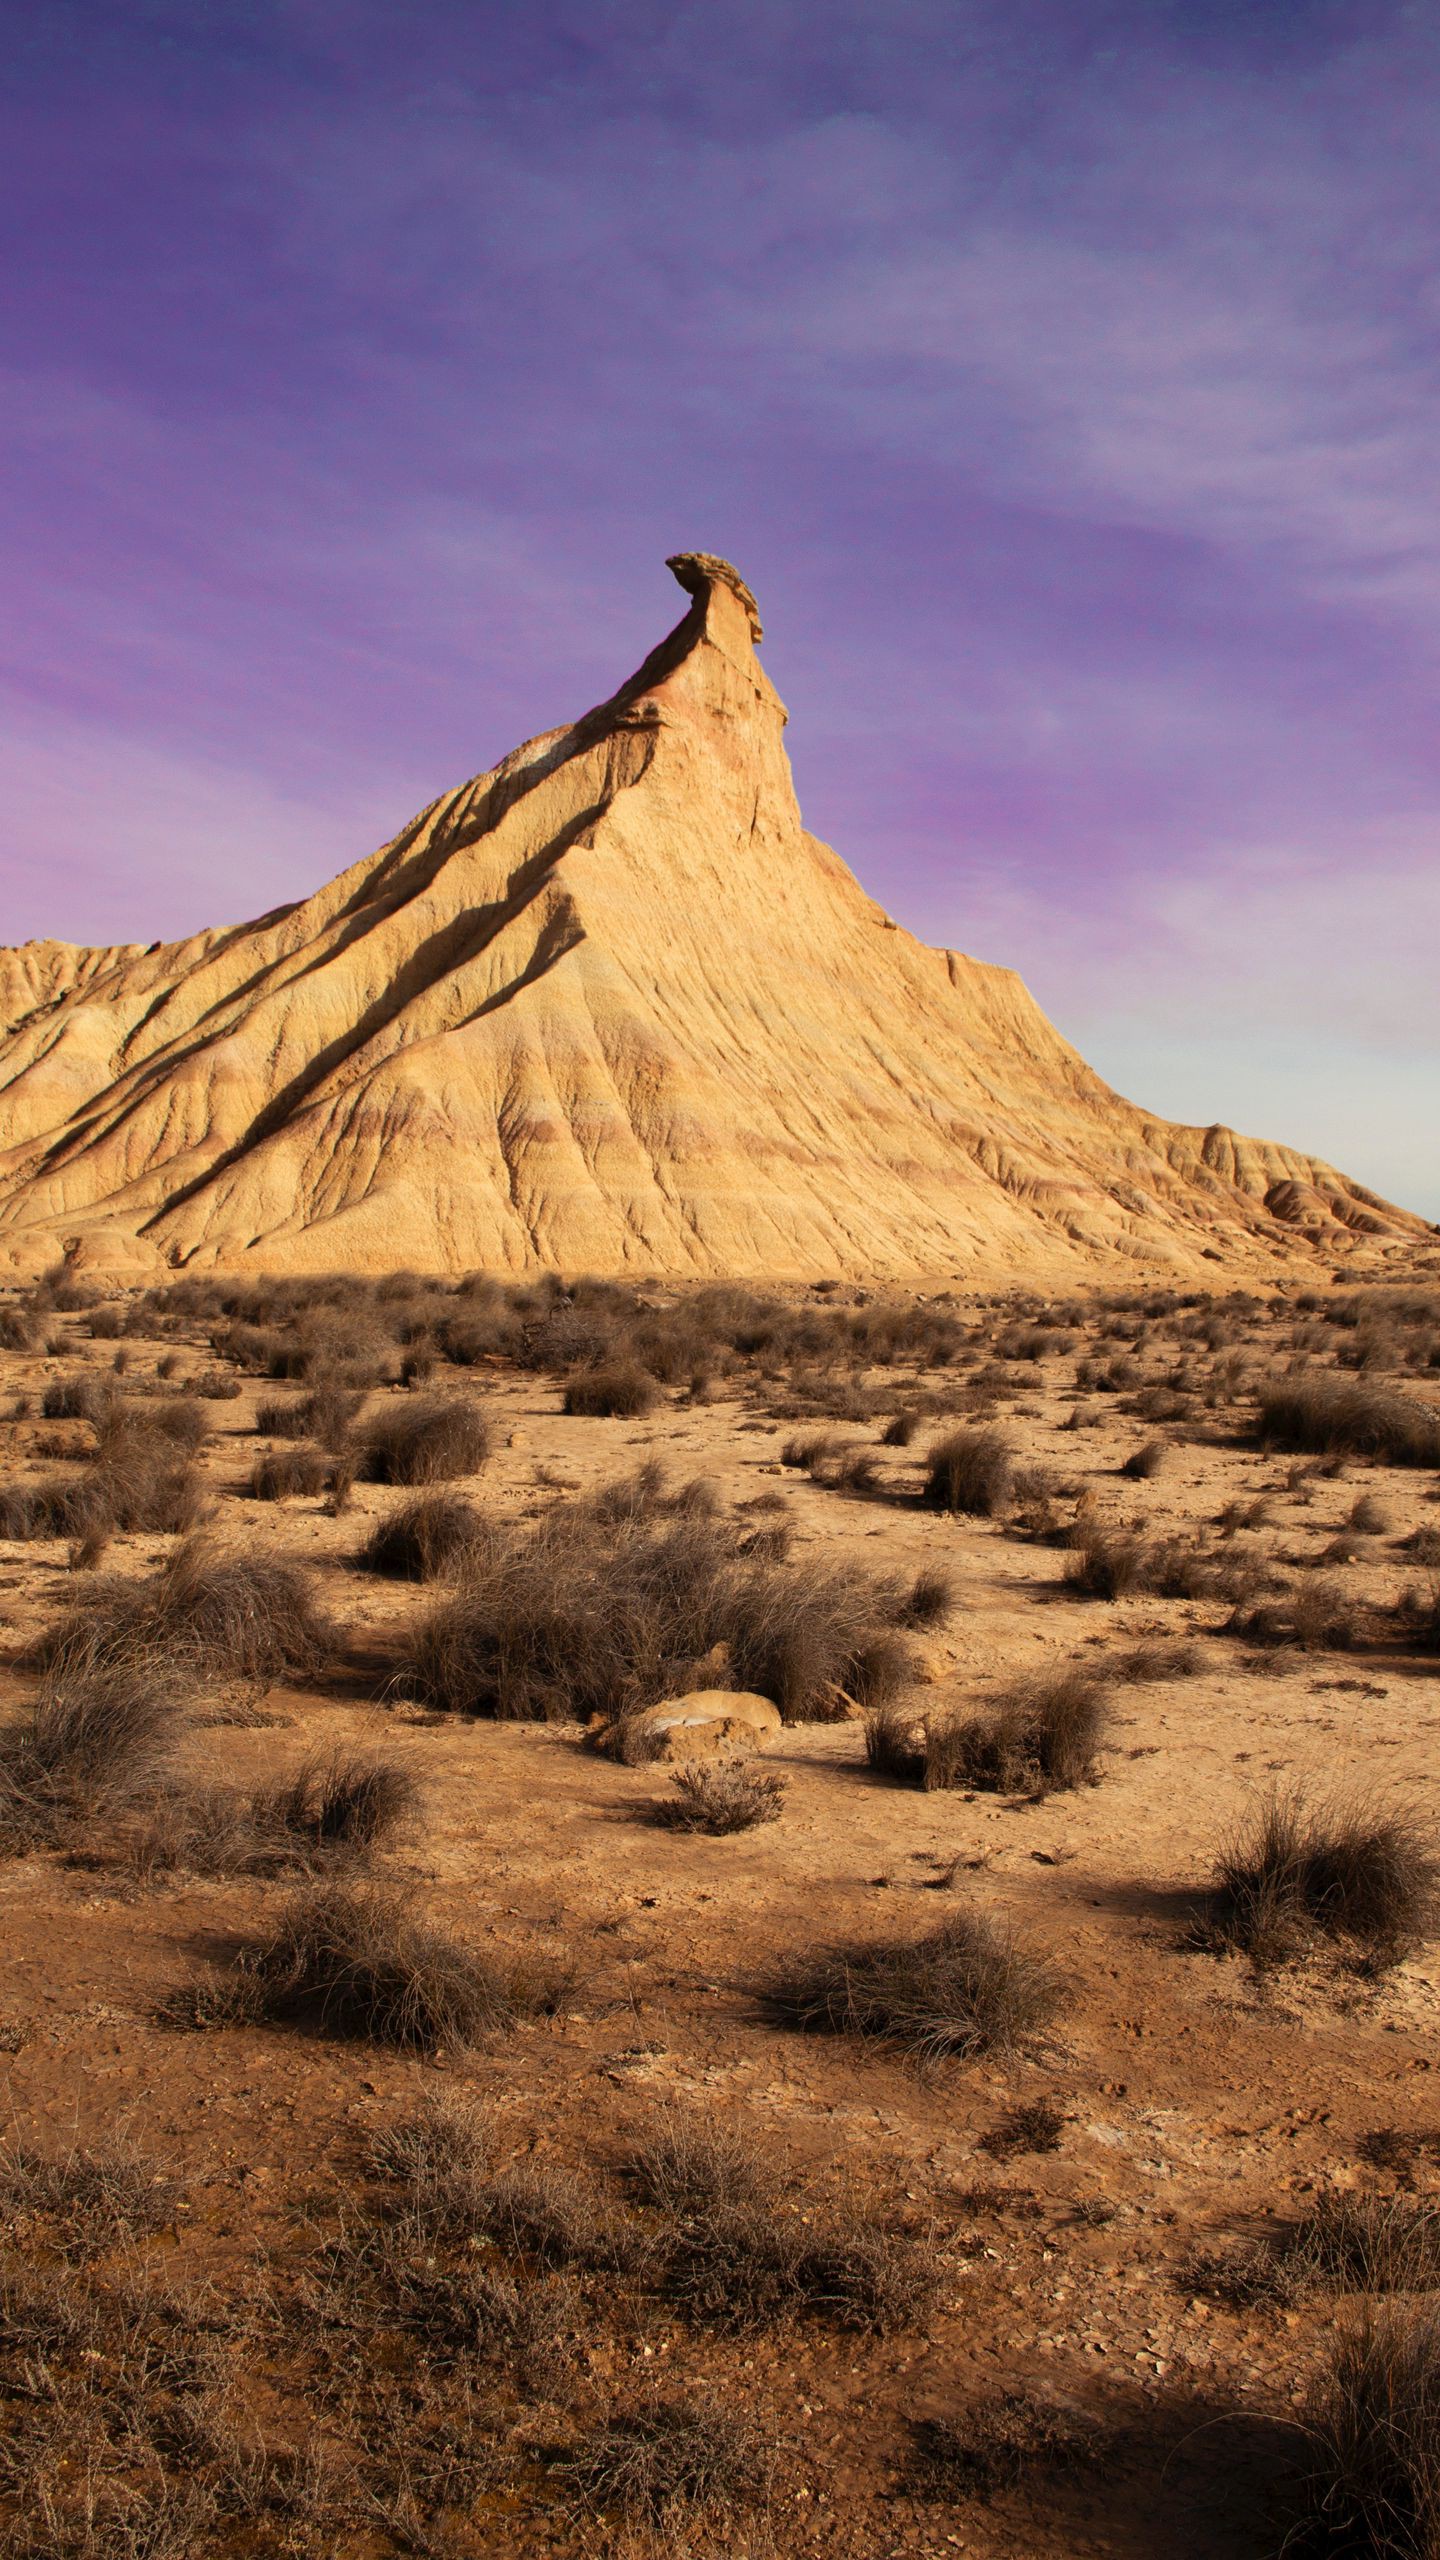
[{"left": 0, "top": 553, "right": 1430, "bottom": 1286}]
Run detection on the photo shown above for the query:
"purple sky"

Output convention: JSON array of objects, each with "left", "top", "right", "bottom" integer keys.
[{"left": 3, "top": 0, "right": 1437, "bottom": 1216}]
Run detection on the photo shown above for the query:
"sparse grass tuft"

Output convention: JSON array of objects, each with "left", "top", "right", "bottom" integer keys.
[
  {"left": 247, "top": 1443, "right": 330, "bottom": 1500},
  {"left": 1110, "top": 1638, "right": 1202, "bottom": 1683},
  {"left": 765, "top": 1906, "right": 1061, "bottom": 2060},
  {"left": 1204, "top": 1790, "right": 1439, "bottom": 1971},
  {"left": 0, "top": 2134, "right": 179, "bottom": 2251},
  {"left": 357, "top": 1492, "right": 487, "bottom": 1581},
  {"left": 553, "top": 2394, "right": 775, "bottom": 2526},
  {"left": 896, "top": 1569, "right": 955, "bottom": 1629},
  {"left": 1258, "top": 1374, "right": 1440, "bottom": 1466},
  {"left": 201, "top": 1880, "right": 530, "bottom": 2050},
  {"left": 133, "top": 1751, "right": 417, "bottom": 1877},
  {"left": 1063, "top": 1520, "right": 1165, "bottom": 1598},
  {"left": 981, "top": 2098, "right": 1067, "bottom": 2158},
  {"left": 628, "top": 2110, "right": 934, "bottom": 2333},
  {"left": 562, "top": 1362, "right": 660, "bottom": 1418},
  {"left": 38, "top": 1535, "right": 335, "bottom": 1685},
  {"left": 1292, "top": 2309, "right": 1440, "bottom": 2557},
  {"left": 0, "top": 1652, "right": 180, "bottom": 1852},
  {"left": 921, "top": 1427, "right": 1015, "bottom": 1516},
  {"left": 360, "top": 1395, "right": 491, "bottom": 1485},
  {"left": 1231, "top": 1574, "right": 1367, "bottom": 1652},
  {"left": 864, "top": 1699, "right": 928, "bottom": 1784},
  {"left": 925, "top": 1667, "right": 1108, "bottom": 1796},
  {"left": 650, "top": 1760, "right": 787, "bottom": 1833}
]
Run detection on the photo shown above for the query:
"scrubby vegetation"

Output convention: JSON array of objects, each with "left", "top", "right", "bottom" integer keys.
[
  {"left": 357, "top": 1491, "right": 487, "bottom": 1580},
  {"left": 649, "top": 1759, "right": 786, "bottom": 1833},
  {"left": 765, "top": 1907, "right": 1061, "bottom": 2059},
  {"left": 359, "top": 1395, "right": 491, "bottom": 1485},
  {"left": 562, "top": 1360, "right": 660, "bottom": 1417},
  {"left": 926, "top": 1666, "right": 1109, "bottom": 1795},
  {"left": 0, "top": 1652, "right": 180, "bottom": 1853},
  {"left": 1203, "top": 1791, "right": 1439, "bottom": 1970},
  {"left": 173, "top": 1880, "right": 543, "bottom": 2049},
  {"left": 1258, "top": 1374, "right": 1440, "bottom": 1466},
  {"left": 921, "top": 1426, "right": 1015, "bottom": 1515},
  {"left": 132, "top": 1751, "right": 417, "bottom": 1878},
  {"left": 1291, "top": 2309, "right": 1440, "bottom": 2557},
  {"left": 37, "top": 1536, "right": 335, "bottom": 1685},
  {"left": 405, "top": 1483, "right": 918, "bottom": 1723},
  {"left": 4, "top": 1262, "right": 1440, "bottom": 2558}
]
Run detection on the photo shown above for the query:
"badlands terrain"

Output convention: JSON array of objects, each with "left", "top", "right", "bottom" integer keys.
[
  {"left": 0, "top": 552, "right": 1429, "bottom": 1286},
  {"left": 0, "top": 1259, "right": 1438, "bottom": 2558}
]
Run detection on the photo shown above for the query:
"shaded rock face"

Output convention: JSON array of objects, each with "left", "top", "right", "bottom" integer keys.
[{"left": 0, "top": 555, "right": 1426, "bottom": 1282}]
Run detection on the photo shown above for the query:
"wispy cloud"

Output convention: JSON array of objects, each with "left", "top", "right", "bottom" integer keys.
[{"left": 0, "top": 1, "right": 1436, "bottom": 1216}]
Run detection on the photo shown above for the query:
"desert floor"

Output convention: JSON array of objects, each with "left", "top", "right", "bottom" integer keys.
[{"left": 1, "top": 1264, "right": 1438, "bottom": 2558}]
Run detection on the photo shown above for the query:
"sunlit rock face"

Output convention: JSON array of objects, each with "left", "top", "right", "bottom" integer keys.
[{"left": 0, "top": 555, "right": 1424, "bottom": 1282}]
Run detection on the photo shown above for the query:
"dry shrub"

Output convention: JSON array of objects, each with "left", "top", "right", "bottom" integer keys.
[
  {"left": 1062, "top": 1517, "right": 1267, "bottom": 1606},
  {"left": 1259, "top": 1375, "right": 1440, "bottom": 1466},
  {"left": 911, "top": 2393, "right": 1099, "bottom": 2501},
  {"left": 406, "top": 1495, "right": 913, "bottom": 1724},
  {"left": 781, "top": 1428, "right": 848, "bottom": 1470},
  {"left": 926, "top": 1667, "right": 1107, "bottom": 1795},
  {"left": 981, "top": 2098, "right": 1067, "bottom": 2158},
  {"left": 134, "top": 1752, "right": 416, "bottom": 1877},
  {"left": 562, "top": 1361, "right": 660, "bottom": 1418},
  {"left": 459, "top": 2158, "right": 639, "bottom": 2274},
  {"left": 1292, "top": 2310, "right": 1440, "bottom": 2557},
  {"left": 724, "top": 1565, "right": 913, "bottom": 1721},
  {"left": 897, "top": 1569, "right": 955, "bottom": 1629},
  {"left": 628, "top": 2111, "right": 933, "bottom": 2332},
  {"left": 256, "top": 1384, "right": 363, "bottom": 1443},
  {"left": 247, "top": 1443, "right": 331, "bottom": 1500},
  {"left": 1062, "top": 1520, "right": 1164, "bottom": 1598},
  {"left": 0, "top": 1402, "right": 208, "bottom": 1543},
  {"left": 207, "top": 1880, "right": 527, "bottom": 2050},
  {"left": 0, "top": 1304, "right": 39, "bottom": 1353},
  {"left": 765, "top": 1907, "right": 1060, "bottom": 2061},
  {"left": 366, "top": 2096, "right": 628, "bottom": 2278},
  {"left": 1206, "top": 1791, "right": 1439, "bottom": 1970},
  {"left": 1110, "top": 1638, "right": 1202, "bottom": 1683},
  {"left": 193, "top": 1365, "right": 242, "bottom": 1400},
  {"left": 1231, "top": 1573, "right": 1367, "bottom": 1651},
  {"left": 552, "top": 2395, "right": 775, "bottom": 2527},
  {"left": 1288, "top": 2193, "right": 1440, "bottom": 2295},
  {"left": 358, "top": 1492, "right": 487, "bottom": 1581},
  {"left": 830, "top": 1442, "right": 883, "bottom": 1495},
  {"left": 922, "top": 1427, "right": 1015, "bottom": 1516},
  {"left": 651, "top": 1761, "right": 786, "bottom": 1833},
  {"left": 0, "top": 2134, "right": 179, "bottom": 2251},
  {"left": 1402, "top": 1575, "right": 1440, "bottom": 1655},
  {"left": 864, "top": 1700, "right": 928, "bottom": 1785},
  {"left": 360, "top": 1395, "right": 490, "bottom": 1485},
  {"left": 41, "top": 1373, "right": 116, "bottom": 1423},
  {"left": 0, "top": 1652, "right": 181, "bottom": 1853},
  {"left": 1120, "top": 1438, "right": 1168, "bottom": 1479},
  {"left": 39, "top": 1536, "right": 334, "bottom": 1684}
]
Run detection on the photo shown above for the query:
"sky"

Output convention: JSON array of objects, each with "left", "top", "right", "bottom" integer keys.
[{"left": 2, "top": 0, "right": 1437, "bottom": 1219}]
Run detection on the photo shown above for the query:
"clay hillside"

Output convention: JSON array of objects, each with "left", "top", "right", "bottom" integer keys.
[{"left": 0, "top": 554, "right": 1427, "bottom": 1283}]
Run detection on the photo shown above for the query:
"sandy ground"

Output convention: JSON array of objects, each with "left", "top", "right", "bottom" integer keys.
[{"left": 1, "top": 1281, "right": 1438, "bottom": 2557}]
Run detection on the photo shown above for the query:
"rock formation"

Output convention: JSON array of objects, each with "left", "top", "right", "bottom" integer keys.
[{"left": 0, "top": 554, "right": 1427, "bottom": 1282}]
